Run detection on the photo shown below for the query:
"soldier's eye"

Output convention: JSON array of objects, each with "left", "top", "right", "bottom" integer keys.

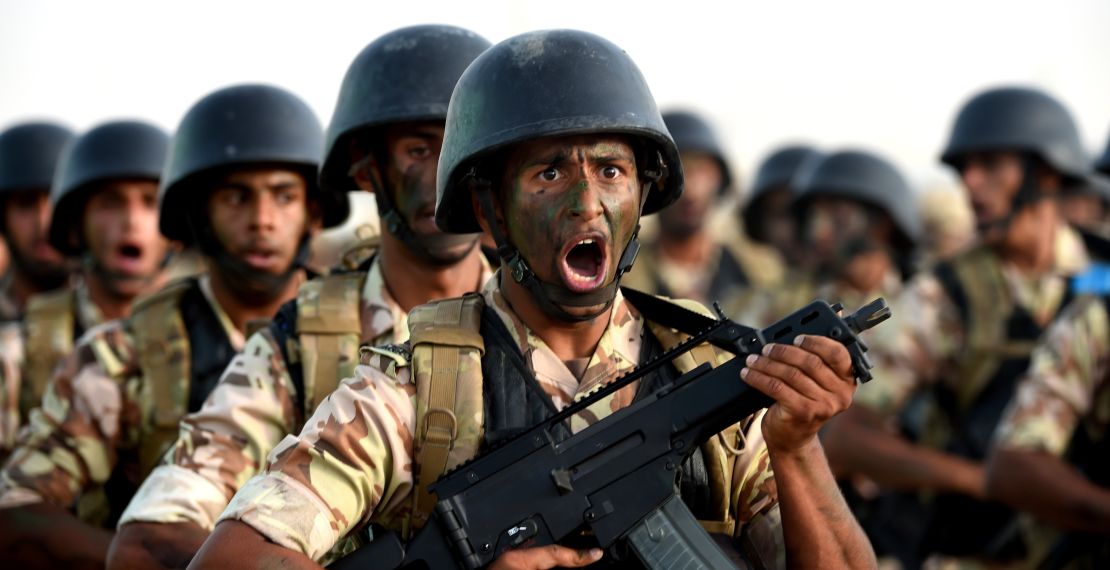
[
  {"left": 539, "top": 167, "right": 560, "bottom": 182},
  {"left": 601, "top": 166, "right": 620, "bottom": 179}
]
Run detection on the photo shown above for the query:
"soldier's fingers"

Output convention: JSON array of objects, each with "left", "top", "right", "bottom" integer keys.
[
  {"left": 761, "top": 339, "right": 853, "bottom": 393},
  {"left": 741, "top": 364, "right": 813, "bottom": 409},
  {"left": 792, "top": 335, "right": 854, "bottom": 378},
  {"left": 490, "top": 545, "right": 603, "bottom": 569},
  {"left": 742, "top": 353, "right": 824, "bottom": 402}
]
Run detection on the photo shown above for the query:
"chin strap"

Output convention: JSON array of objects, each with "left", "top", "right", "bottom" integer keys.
[
  {"left": 369, "top": 155, "right": 478, "bottom": 266},
  {"left": 81, "top": 252, "right": 164, "bottom": 298},
  {"left": 186, "top": 212, "right": 311, "bottom": 304},
  {"left": 466, "top": 151, "right": 665, "bottom": 323},
  {"left": 976, "top": 155, "right": 1050, "bottom": 237}
]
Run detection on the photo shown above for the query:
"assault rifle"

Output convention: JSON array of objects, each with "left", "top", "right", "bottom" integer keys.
[{"left": 331, "top": 290, "right": 891, "bottom": 569}]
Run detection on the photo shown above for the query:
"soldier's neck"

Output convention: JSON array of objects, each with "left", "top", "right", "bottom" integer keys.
[
  {"left": 84, "top": 271, "right": 134, "bottom": 321},
  {"left": 207, "top": 267, "right": 303, "bottom": 334},
  {"left": 499, "top": 272, "right": 610, "bottom": 362},
  {"left": 378, "top": 231, "right": 486, "bottom": 313},
  {"left": 657, "top": 228, "right": 713, "bottom": 266},
  {"left": 1001, "top": 203, "right": 1059, "bottom": 276}
]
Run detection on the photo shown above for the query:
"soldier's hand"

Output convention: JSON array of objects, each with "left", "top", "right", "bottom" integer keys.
[
  {"left": 489, "top": 545, "right": 603, "bottom": 569},
  {"left": 741, "top": 334, "right": 856, "bottom": 454}
]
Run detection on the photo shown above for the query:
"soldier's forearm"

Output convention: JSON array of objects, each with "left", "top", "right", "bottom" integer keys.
[
  {"left": 189, "top": 519, "right": 323, "bottom": 570},
  {"left": 108, "top": 521, "right": 210, "bottom": 570},
  {"left": 823, "top": 405, "right": 985, "bottom": 498},
  {"left": 769, "top": 437, "right": 877, "bottom": 570},
  {"left": 0, "top": 502, "right": 112, "bottom": 569},
  {"left": 987, "top": 448, "right": 1110, "bottom": 535}
]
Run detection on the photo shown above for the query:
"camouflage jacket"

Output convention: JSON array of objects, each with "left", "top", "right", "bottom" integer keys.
[
  {"left": 0, "top": 282, "right": 103, "bottom": 451},
  {"left": 856, "top": 224, "right": 1089, "bottom": 438},
  {"left": 118, "top": 257, "right": 492, "bottom": 532},
  {"left": 992, "top": 295, "right": 1110, "bottom": 564},
  {"left": 217, "top": 278, "right": 784, "bottom": 567},
  {"left": 0, "top": 276, "right": 244, "bottom": 518}
]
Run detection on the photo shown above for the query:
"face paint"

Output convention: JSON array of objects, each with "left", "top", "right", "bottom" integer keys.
[
  {"left": 500, "top": 136, "right": 640, "bottom": 295},
  {"left": 803, "top": 197, "right": 884, "bottom": 276}
]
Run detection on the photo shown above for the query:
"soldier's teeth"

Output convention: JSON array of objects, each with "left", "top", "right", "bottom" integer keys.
[{"left": 578, "top": 238, "right": 595, "bottom": 246}]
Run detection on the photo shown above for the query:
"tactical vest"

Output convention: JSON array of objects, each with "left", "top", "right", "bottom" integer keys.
[
  {"left": 130, "top": 278, "right": 237, "bottom": 477},
  {"left": 398, "top": 292, "right": 746, "bottom": 541},
  {"left": 923, "top": 246, "right": 1075, "bottom": 560},
  {"left": 21, "top": 288, "right": 82, "bottom": 418}
]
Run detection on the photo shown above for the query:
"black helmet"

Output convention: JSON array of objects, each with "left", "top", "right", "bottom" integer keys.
[
  {"left": 662, "top": 110, "right": 731, "bottom": 194},
  {"left": 742, "top": 145, "right": 821, "bottom": 241},
  {"left": 160, "top": 84, "right": 326, "bottom": 242},
  {"left": 319, "top": 25, "right": 491, "bottom": 193},
  {"left": 48, "top": 120, "right": 169, "bottom": 254},
  {"left": 794, "top": 149, "right": 922, "bottom": 249},
  {"left": 941, "top": 87, "right": 1091, "bottom": 185},
  {"left": 436, "top": 29, "right": 682, "bottom": 234},
  {"left": 0, "top": 121, "right": 74, "bottom": 194}
]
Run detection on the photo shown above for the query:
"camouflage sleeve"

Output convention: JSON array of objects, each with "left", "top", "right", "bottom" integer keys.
[
  {"left": 218, "top": 348, "right": 417, "bottom": 561},
  {"left": 994, "top": 296, "right": 1110, "bottom": 456},
  {"left": 119, "top": 328, "right": 300, "bottom": 530},
  {"left": 0, "top": 322, "right": 137, "bottom": 509},
  {"left": 729, "top": 410, "right": 786, "bottom": 570},
  {"left": 854, "top": 272, "right": 961, "bottom": 416},
  {"left": 0, "top": 322, "right": 23, "bottom": 452}
]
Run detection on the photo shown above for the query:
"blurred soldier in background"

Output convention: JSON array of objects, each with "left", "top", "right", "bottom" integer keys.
[
  {"left": 741, "top": 144, "right": 822, "bottom": 269},
  {"left": 108, "top": 26, "right": 493, "bottom": 570},
  {"left": 917, "top": 182, "right": 976, "bottom": 268},
  {"left": 730, "top": 149, "right": 919, "bottom": 327},
  {"left": 979, "top": 131, "right": 1110, "bottom": 569},
  {"left": 0, "top": 122, "right": 75, "bottom": 321},
  {"left": 624, "top": 110, "right": 780, "bottom": 305},
  {"left": 305, "top": 191, "right": 379, "bottom": 273},
  {"left": 824, "top": 86, "right": 1102, "bottom": 568},
  {"left": 0, "top": 120, "right": 171, "bottom": 452},
  {"left": 0, "top": 83, "right": 330, "bottom": 568}
]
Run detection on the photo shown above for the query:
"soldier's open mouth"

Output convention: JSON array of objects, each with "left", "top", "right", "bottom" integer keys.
[
  {"left": 558, "top": 235, "right": 608, "bottom": 293},
  {"left": 112, "top": 242, "right": 146, "bottom": 274}
]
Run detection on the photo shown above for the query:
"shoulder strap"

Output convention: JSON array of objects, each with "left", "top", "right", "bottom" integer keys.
[
  {"left": 406, "top": 293, "right": 487, "bottom": 537},
  {"left": 21, "top": 288, "right": 77, "bottom": 416},
  {"left": 295, "top": 271, "right": 365, "bottom": 415},
  {"left": 129, "top": 278, "right": 196, "bottom": 475}
]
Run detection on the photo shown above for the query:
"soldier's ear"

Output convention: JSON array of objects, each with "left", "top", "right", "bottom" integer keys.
[
  {"left": 348, "top": 143, "right": 383, "bottom": 193},
  {"left": 471, "top": 183, "right": 506, "bottom": 237}
]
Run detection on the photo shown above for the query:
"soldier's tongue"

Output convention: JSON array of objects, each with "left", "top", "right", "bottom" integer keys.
[{"left": 558, "top": 236, "right": 607, "bottom": 293}]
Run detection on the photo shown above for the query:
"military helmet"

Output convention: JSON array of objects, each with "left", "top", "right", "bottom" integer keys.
[
  {"left": 742, "top": 145, "right": 821, "bottom": 238},
  {"left": 941, "top": 87, "right": 1090, "bottom": 184},
  {"left": 662, "top": 110, "right": 732, "bottom": 194},
  {"left": 436, "top": 29, "right": 682, "bottom": 234},
  {"left": 159, "top": 84, "right": 326, "bottom": 242},
  {"left": 794, "top": 149, "right": 922, "bottom": 248},
  {"left": 0, "top": 121, "right": 74, "bottom": 194},
  {"left": 319, "top": 25, "right": 491, "bottom": 194},
  {"left": 48, "top": 120, "right": 170, "bottom": 254}
]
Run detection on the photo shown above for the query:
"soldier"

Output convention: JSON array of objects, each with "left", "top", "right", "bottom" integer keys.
[
  {"left": 741, "top": 145, "right": 822, "bottom": 268},
  {"left": 0, "top": 120, "right": 172, "bottom": 452},
  {"left": 0, "top": 122, "right": 75, "bottom": 321},
  {"left": 623, "top": 110, "right": 779, "bottom": 305},
  {"left": 107, "top": 25, "right": 494, "bottom": 570},
  {"left": 192, "top": 30, "right": 874, "bottom": 570},
  {"left": 0, "top": 83, "right": 330, "bottom": 567},
  {"left": 823, "top": 86, "right": 1101, "bottom": 567}
]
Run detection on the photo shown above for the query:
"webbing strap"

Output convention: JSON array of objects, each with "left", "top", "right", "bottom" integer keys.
[
  {"left": 296, "top": 272, "right": 364, "bottom": 414},
  {"left": 22, "top": 289, "right": 76, "bottom": 416}
]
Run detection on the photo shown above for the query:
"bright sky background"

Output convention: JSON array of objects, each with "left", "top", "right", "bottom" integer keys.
[{"left": 2, "top": 0, "right": 1108, "bottom": 194}]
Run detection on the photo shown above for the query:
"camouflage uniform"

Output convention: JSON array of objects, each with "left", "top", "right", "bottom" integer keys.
[
  {"left": 117, "top": 257, "right": 492, "bottom": 532},
  {"left": 216, "top": 278, "right": 785, "bottom": 567},
  {"left": 857, "top": 225, "right": 1088, "bottom": 424},
  {"left": 993, "top": 294, "right": 1110, "bottom": 564},
  {"left": 0, "top": 281, "right": 105, "bottom": 451},
  {"left": 0, "top": 276, "right": 244, "bottom": 521}
]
